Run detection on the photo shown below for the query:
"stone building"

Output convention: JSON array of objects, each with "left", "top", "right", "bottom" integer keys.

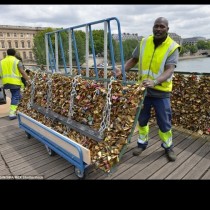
[
  {"left": 112, "top": 33, "right": 143, "bottom": 42},
  {"left": 112, "top": 32, "right": 182, "bottom": 45},
  {"left": 168, "top": 32, "right": 182, "bottom": 45},
  {"left": 182, "top": 36, "right": 206, "bottom": 45},
  {"left": 0, "top": 25, "right": 47, "bottom": 64}
]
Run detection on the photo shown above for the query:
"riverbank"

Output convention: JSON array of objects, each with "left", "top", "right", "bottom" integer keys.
[{"left": 179, "top": 54, "right": 208, "bottom": 61}]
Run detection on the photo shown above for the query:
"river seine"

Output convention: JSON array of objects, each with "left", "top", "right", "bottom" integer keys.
[{"left": 175, "top": 57, "right": 210, "bottom": 73}]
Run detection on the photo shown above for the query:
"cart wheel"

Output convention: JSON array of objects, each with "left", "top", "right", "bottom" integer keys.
[
  {"left": 45, "top": 145, "right": 56, "bottom": 156},
  {"left": 25, "top": 131, "right": 31, "bottom": 139},
  {"left": 74, "top": 166, "right": 86, "bottom": 179}
]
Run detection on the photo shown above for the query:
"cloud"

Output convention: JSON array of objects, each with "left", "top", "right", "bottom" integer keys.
[{"left": 0, "top": 4, "right": 210, "bottom": 39}]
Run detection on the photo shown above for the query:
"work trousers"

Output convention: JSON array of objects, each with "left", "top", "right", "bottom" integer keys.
[
  {"left": 139, "top": 96, "right": 172, "bottom": 132},
  {"left": 10, "top": 88, "right": 21, "bottom": 106},
  {"left": 137, "top": 96, "right": 173, "bottom": 149}
]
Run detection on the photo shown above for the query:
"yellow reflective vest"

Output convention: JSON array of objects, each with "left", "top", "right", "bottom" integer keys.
[
  {"left": 0, "top": 55, "right": 22, "bottom": 86},
  {"left": 138, "top": 35, "right": 180, "bottom": 92}
]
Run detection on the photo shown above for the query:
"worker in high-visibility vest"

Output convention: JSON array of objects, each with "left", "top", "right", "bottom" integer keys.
[
  {"left": 0, "top": 48, "right": 29, "bottom": 120},
  {"left": 115, "top": 17, "right": 181, "bottom": 162},
  {"left": 14, "top": 52, "right": 30, "bottom": 91}
]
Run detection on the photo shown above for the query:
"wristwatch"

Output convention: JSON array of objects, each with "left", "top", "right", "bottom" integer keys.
[{"left": 153, "top": 79, "right": 158, "bottom": 86}]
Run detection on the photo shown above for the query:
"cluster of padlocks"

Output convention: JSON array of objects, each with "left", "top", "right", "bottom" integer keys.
[
  {"left": 18, "top": 70, "right": 145, "bottom": 172},
  {"left": 171, "top": 73, "right": 210, "bottom": 135}
]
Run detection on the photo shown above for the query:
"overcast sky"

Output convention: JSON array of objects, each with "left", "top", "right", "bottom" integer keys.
[{"left": 1, "top": 4, "right": 210, "bottom": 39}]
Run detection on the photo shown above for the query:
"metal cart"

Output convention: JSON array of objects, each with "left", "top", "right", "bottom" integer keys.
[
  {"left": 17, "top": 17, "right": 140, "bottom": 179},
  {"left": 17, "top": 111, "right": 91, "bottom": 179}
]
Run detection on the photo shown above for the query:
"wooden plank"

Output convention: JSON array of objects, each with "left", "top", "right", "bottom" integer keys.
[
  {"left": 62, "top": 172, "right": 79, "bottom": 180},
  {"left": 7, "top": 146, "right": 46, "bottom": 166},
  {"left": 106, "top": 140, "right": 161, "bottom": 180},
  {"left": 201, "top": 162, "right": 210, "bottom": 179},
  {"left": 86, "top": 126, "right": 160, "bottom": 180},
  {"left": 183, "top": 150, "right": 210, "bottom": 179},
  {"left": 1, "top": 113, "right": 209, "bottom": 180},
  {"left": 19, "top": 112, "right": 91, "bottom": 165},
  {"left": 2, "top": 142, "right": 43, "bottom": 160},
  {"left": 131, "top": 132, "right": 199, "bottom": 179},
  {"left": 22, "top": 156, "right": 69, "bottom": 176},
  {"left": 8, "top": 151, "right": 55, "bottom": 173},
  {"left": 0, "top": 96, "right": 11, "bottom": 118},
  {"left": 43, "top": 162, "right": 73, "bottom": 179},
  {"left": 45, "top": 166, "right": 75, "bottom": 180},
  {"left": 0, "top": 134, "right": 37, "bottom": 152},
  {"left": 0, "top": 168, "right": 12, "bottom": 176},
  {"left": 101, "top": 126, "right": 185, "bottom": 180},
  {"left": 0, "top": 118, "right": 17, "bottom": 128},
  {"left": 166, "top": 141, "right": 210, "bottom": 179},
  {"left": 22, "top": 156, "right": 66, "bottom": 175},
  {"left": 150, "top": 136, "right": 206, "bottom": 179},
  {"left": 11, "top": 155, "right": 61, "bottom": 175}
]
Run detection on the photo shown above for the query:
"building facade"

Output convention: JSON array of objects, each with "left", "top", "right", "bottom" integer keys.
[
  {"left": 0, "top": 25, "right": 47, "bottom": 64},
  {"left": 168, "top": 32, "right": 182, "bottom": 45},
  {"left": 112, "top": 33, "right": 144, "bottom": 42},
  {"left": 182, "top": 36, "right": 206, "bottom": 45},
  {"left": 112, "top": 32, "right": 183, "bottom": 45}
]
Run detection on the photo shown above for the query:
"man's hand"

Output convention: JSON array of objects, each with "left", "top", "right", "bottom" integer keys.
[
  {"left": 26, "top": 79, "right": 32, "bottom": 86},
  {"left": 142, "top": 79, "right": 156, "bottom": 88},
  {"left": 114, "top": 67, "right": 122, "bottom": 77}
]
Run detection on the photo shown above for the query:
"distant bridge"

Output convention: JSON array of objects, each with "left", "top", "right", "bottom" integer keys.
[{"left": 198, "top": 49, "right": 210, "bottom": 55}]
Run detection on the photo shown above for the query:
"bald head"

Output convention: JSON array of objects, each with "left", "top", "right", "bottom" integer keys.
[
  {"left": 153, "top": 17, "right": 169, "bottom": 40},
  {"left": 154, "top": 17, "right": 169, "bottom": 27}
]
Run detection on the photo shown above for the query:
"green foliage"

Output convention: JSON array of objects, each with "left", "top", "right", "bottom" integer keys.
[
  {"left": 32, "top": 28, "right": 54, "bottom": 65},
  {"left": 196, "top": 40, "right": 210, "bottom": 50},
  {"left": 57, "top": 30, "right": 69, "bottom": 65},
  {"left": 123, "top": 39, "right": 138, "bottom": 61},
  {"left": 189, "top": 45, "right": 198, "bottom": 54},
  {"left": 112, "top": 39, "right": 138, "bottom": 63},
  {"left": 112, "top": 39, "right": 120, "bottom": 62},
  {"left": 181, "top": 40, "right": 210, "bottom": 55},
  {"left": 181, "top": 44, "right": 198, "bottom": 55},
  {"left": 33, "top": 27, "right": 210, "bottom": 69},
  {"left": 33, "top": 28, "right": 140, "bottom": 67},
  {"left": 73, "top": 30, "right": 86, "bottom": 65},
  {"left": 91, "top": 30, "right": 104, "bottom": 55},
  {"left": 179, "top": 45, "right": 188, "bottom": 56}
]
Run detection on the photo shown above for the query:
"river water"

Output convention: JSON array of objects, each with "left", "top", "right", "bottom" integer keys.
[{"left": 175, "top": 57, "right": 210, "bottom": 73}]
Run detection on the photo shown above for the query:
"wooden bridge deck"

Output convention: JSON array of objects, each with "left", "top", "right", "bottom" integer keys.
[{"left": 0, "top": 115, "right": 210, "bottom": 180}]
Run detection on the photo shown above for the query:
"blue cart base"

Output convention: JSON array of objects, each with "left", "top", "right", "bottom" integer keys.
[{"left": 17, "top": 111, "right": 91, "bottom": 179}]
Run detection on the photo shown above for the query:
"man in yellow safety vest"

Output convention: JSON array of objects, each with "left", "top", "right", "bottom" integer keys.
[
  {"left": 0, "top": 48, "right": 29, "bottom": 120},
  {"left": 115, "top": 17, "right": 181, "bottom": 162}
]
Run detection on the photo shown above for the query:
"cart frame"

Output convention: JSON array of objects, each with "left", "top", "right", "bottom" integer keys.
[{"left": 17, "top": 111, "right": 91, "bottom": 179}]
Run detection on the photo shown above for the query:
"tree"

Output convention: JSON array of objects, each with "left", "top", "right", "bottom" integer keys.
[
  {"left": 33, "top": 27, "right": 87, "bottom": 67},
  {"left": 73, "top": 30, "right": 86, "bottom": 65},
  {"left": 112, "top": 39, "right": 120, "bottom": 62},
  {"left": 197, "top": 40, "right": 208, "bottom": 50},
  {"left": 179, "top": 45, "right": 189, "bottom": 56},
  {"left": 32, "top": 28, "right": 54, "bottom": 65},
  {"left": 90, "top": 30, "right": 104, "bottom": 55},
  {"left": 189, "top": 45, "right": 198, "bottom": 55},
  {"left": 123, "top": 39, "right": 138, "bottom": 61}
]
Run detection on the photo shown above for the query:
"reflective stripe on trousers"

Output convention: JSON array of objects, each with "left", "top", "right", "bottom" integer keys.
[
  {"left": 137, "top": 125, "right": 173, "bottom": 149},
  {"left": 137, "top": 124, "right": 149, "bottom": 144},
  {"left": 10, "top": 104, "right": 18, "bottom": 115}
]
